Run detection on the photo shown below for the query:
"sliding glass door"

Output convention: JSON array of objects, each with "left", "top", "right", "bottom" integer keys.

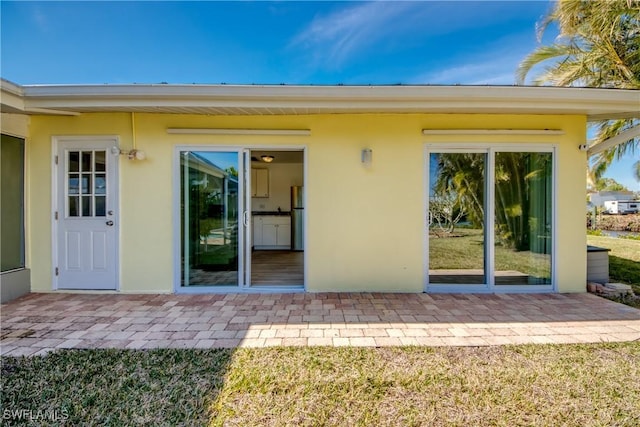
[
  {"left": 494, "top": 152, "right": 553, "bottom": 286},
  {"left": 179, "top": 150, "right": 244, "bottom": 288},
  {"left": 428, "top": 152, "right": 487, "bottom": 285},
  {"left": 426, "top": 148, "right": 554, "bottom": 291}
]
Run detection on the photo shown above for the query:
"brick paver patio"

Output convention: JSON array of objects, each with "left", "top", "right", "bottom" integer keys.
[{"left": 1, "top": 292, "right": 639, "bottom": 356}]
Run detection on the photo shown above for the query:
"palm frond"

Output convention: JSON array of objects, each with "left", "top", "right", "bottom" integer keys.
[
  {"left": 516, "top": 44, "right": 579, "bottom": 85},
  {"left": 520, "top": 0, "right": 640, "bottom": 179},
  {"left": 518, "top": 0, "right": 640, "bottom": 89}
]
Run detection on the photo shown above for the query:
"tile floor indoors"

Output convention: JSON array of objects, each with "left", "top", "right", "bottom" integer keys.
[{"left": 1, "top": 292, "right": 639, "bottom": 356}]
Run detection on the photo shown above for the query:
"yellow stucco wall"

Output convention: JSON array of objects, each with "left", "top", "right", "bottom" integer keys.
[{"left": 27, "top": 112, "right": 587, "bottom": 293}]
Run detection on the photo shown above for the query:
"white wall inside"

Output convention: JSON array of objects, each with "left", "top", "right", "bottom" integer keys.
[{"left": 252, "top": 162, "right": 303, "bottom": 211}]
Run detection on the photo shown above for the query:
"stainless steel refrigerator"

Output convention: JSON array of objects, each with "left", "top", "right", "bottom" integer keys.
[{"left": 291, "top": 186, "right": 304, "bottom": 251}]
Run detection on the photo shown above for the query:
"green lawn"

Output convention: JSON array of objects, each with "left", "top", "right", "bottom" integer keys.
[
  {"left": 429, "top": 228, "right": 551, "bottom": 278},
  {"left": 587, "top": 235, "right": 640, "bottom": 285},
  {"left": 3, "top": 344, "right": 640, "bottom": 426}
]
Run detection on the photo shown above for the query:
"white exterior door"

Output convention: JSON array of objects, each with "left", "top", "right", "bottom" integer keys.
[{"left": 56, "top": 138, "right": 118, "bottom": 290}]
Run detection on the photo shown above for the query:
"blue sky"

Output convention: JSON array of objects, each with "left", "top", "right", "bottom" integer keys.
[{"left": 1, "top": 1, "right": 637, "bottom": 189}]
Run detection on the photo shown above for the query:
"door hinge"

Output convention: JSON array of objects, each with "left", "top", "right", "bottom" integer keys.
[
  {"left": 55, "top": 155, "right": 59, "bottom": 165},
  {"left": 55, "top": 267, "right": 59, "bottom": 276},
  {"left": 55, "top": 211, "right": 59, "bottom": 220}
]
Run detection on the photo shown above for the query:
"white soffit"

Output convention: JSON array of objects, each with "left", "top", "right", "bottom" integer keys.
[{"left": 2, "top": 80, "right": 639, "bottom": 120}]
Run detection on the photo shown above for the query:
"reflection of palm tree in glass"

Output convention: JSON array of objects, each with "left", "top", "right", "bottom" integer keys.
[
  {"left": 429, "top": 153, "right": 487, "bottom": 284},
  {"left": 434, "top": 153, "right": 485, "bottom": 229},
  {"left": 429, "top": 152, "right": 552, "bottom": 284},
  {"left": 495, "top": 153, "right": 552, "bottom": 254},
  {"left": 434, "top": 152, "right": 551, "bottom": 252}
]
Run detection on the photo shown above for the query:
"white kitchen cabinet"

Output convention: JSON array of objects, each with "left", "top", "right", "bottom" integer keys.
[
  {"left": 251, "top": 169, "right": 269, "bottom": 198},
  {"left": 253, "top": 217, "right": 263, "bottom": 246},
  {"left": 262, "top": 223, "right": 278, "bottom": 246},
  {"left": 275, "top": 220, "right": 291, "bottom": 247},
  {"left": 253, "top": 216, "right": 290, "bottom": 249}
]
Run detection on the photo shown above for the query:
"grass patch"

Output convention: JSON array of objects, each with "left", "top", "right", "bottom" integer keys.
[
  {"left": 429, "top": 228, "right": 550, "bottom": 277},
  {"left": 587, "top": 236, "right": 640, "bottom": 287},
  {"left": 609, "top": 255, "right": 640, "bottom": 287},
  {"left": 1, "top": 349, "right": 233, "bottom": 425},
  {"left": 587, "top": 235, "right": 640, "bottom": 264},
  {"left": 3, "top": 344, "right": 640, "bottom": 426},
  {"left": 620, "top": 234, "right": 640, "bottom": 241}
]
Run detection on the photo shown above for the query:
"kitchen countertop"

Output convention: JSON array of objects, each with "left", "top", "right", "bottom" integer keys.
[{"left": 252, "top": 211, "right": 291, "bottom": 216}]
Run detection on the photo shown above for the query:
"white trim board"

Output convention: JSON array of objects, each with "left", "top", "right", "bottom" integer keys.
[
  {"left": 423, "top": 129, "right": 564, "bottom": 136},
  {"left": 167, "top": 128, "right": 311, "bottom": 136}
]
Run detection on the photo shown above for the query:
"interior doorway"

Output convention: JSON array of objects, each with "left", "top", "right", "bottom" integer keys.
[{"left": 249, "top": 149, "right": 305, "bottom": 287}]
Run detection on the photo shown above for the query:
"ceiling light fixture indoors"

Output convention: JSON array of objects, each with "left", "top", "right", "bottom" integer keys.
[{"left": 261, "top": 155, "right": 275, "bottom": 163}]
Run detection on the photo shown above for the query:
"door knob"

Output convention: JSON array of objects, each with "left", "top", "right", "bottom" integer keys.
[{"left": 106, "top": 220, "right": 114, "bottom": 226}]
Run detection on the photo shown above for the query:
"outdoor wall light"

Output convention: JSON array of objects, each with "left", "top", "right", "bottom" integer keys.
[
  {"left": 110, "top": 146, "right": 146, "bottom": 161},
  {"left": 261, "top": 155, "right": 275, "bottom": 163},
  {"left": 361, "top": 148, "right": 373, "bottom": 167}
]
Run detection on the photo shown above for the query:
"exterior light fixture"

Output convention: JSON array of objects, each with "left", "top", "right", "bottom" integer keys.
[
  {"left": 110, "top": 146, "right": 146, "bottom": 161},
  {"left": 361, "top": 148, "right": 372, "bottom": 167},
  {"left": 261, "top": 155, "right": 275, "bottom": 163},
  {"left": 128, "top": 149, "right": 146, "bottom": 160}
]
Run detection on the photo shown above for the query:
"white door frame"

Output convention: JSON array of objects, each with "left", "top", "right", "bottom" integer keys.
[
  {"left": 173, "top": 144, "right": 307, "bottom": 293},
  {"left": 51, "top": 136, "right": 120, "bottom": 291},
  {"left": 242, "top": 149, "right": 252, "bottom": 289},
  {"left": 424, "top": 144, "right": 557, "bottom": 293},
  {"left": 173, "top": 146, "right": 249, "bottom": 293},
  {"left": 244, "top": 146, "right": 307, "bottom": 290}
]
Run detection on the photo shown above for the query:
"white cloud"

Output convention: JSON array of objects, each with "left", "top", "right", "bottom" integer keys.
[
  {"left": 409, "top": 35, "right": 536, "bottom": 86},
  {"left": 413, "top": 62, "right": 519, "bottom": 86},
  {"left": 32, "top": 6, "right": 50, "bottom": 33},
  {"left": 290, "top": 2, "right": 426, "bottom": 69},
  {"left": 289, "top": 1, "right": 545, "bottom": 81}
]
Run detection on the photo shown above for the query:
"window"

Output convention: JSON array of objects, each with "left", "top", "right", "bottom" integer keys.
[
  {"left": 1, "top": 134, "right": 25, "bottom": 272},
  {"left": 66, "top": 149, "right": 107, "bottom": 217},
  {"left": 427, "top": 148, "right": 554, "bottom": 290}
]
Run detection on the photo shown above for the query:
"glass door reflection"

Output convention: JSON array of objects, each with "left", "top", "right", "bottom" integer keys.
[
  {"left": 180, "top": 151, "right": 240, "bottom": 287},
  {"left": 494, "top": 152, "right": 553, "bottom": 285},
  {"left": 428, "top": 152, "right": 487, "bottom": 285}
]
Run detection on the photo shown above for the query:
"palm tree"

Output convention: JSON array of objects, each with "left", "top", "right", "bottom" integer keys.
[{"left": 517, "top": 0, "right": 640, "bottom": 180}]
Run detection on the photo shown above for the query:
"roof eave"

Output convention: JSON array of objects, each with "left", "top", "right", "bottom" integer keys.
[
  {"left": 4, "top": 82, "right": 639, "bottom": 119},
  {"left": 0, "top": 78, "right": 26, "bottom": 113}
]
